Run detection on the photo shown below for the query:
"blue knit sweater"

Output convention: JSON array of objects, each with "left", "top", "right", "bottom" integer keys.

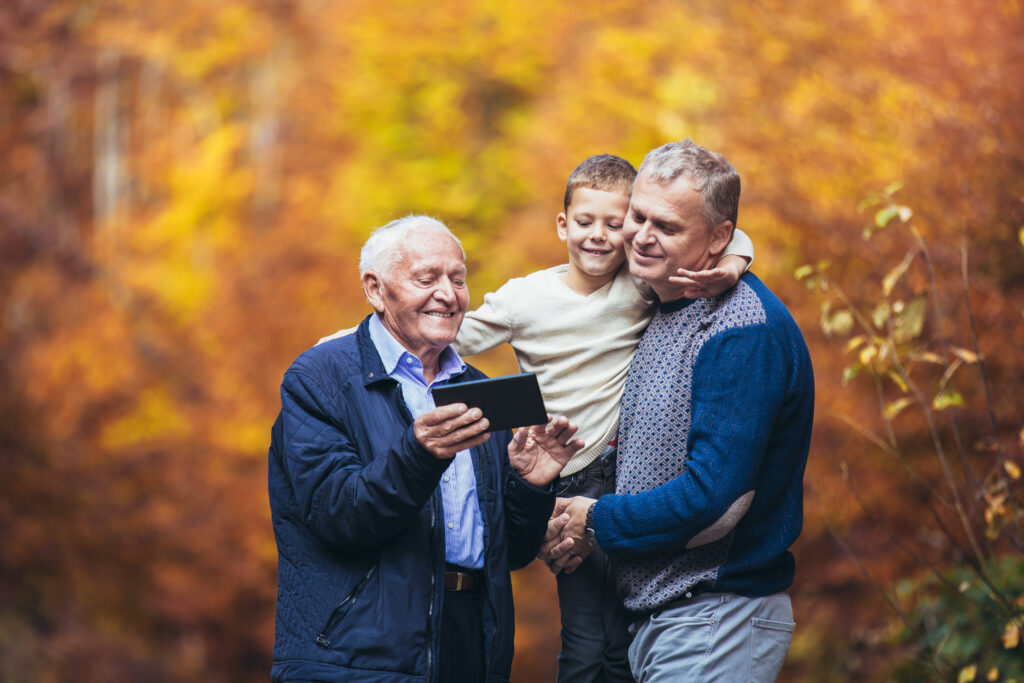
[{"left": 593, "top": 273, "right": 814, "bottom": 616}]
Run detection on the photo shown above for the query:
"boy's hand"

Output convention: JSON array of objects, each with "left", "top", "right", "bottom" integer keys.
[{"left": 669, "top": 254, "right": 749, "bottom": 298}]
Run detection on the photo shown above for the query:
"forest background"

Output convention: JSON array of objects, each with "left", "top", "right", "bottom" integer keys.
[{"left": 1, "top": 0, "right": 1022, "bottom": 681}]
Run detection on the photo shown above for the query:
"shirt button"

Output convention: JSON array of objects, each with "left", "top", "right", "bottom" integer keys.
[
  {"left": 685, "top": 592, "right": 692, "bottom": 598},
  {"left": 443, "top": 476, "right": 450, "bottom": 482},
  {"left": 447, "top": 522, "right": 454, "bottom": 529}
]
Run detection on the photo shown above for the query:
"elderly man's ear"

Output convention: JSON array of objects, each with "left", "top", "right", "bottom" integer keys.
[{"left": 362, "top": 271, "right": 387, "bottom": 313}]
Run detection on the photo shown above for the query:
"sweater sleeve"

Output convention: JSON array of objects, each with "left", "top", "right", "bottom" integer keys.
[
  {"left": 593, "top": 326, "right": 786, "bottom": 555},
  {"left": 452, "top": 282, "right": 517, "bottom": 356},
  {"left": 722, "top": 227, "right": 754, "bottom": 268}
]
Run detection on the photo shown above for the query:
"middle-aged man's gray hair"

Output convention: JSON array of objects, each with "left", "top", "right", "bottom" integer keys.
[
  {"left": 359, "top": 215, "right": 464, "bottom": 279},
  {"left": 637, "top": 139, "right": 741, "bottom": 231}
]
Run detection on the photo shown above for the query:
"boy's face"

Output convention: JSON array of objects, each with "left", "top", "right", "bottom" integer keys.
[{"left": 557, "top": 187, "right": 632, "bottom": 284}]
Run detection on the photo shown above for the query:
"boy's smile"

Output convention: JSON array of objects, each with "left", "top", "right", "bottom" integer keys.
[{"left": 557, "top": 187, "right": 632, "bottom": 295}]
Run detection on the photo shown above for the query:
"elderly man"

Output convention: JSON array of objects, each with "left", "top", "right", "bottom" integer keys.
[
  {"left": 547, "top": 140, "right": 814, "bottom": 681},
  {"left": 268, "top": 215, "right": 582, "bottom": 682}
]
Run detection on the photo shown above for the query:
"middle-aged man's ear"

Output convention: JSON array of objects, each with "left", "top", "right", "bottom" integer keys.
[
  {"left": 362, "top": 271, "right": 387, "bottom": 313},
  {"left": 709, "top": 221, "right": 735, "bottom": 258}
]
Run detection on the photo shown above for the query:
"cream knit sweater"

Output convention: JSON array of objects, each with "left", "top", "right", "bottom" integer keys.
[{"left": 454, "top": 265, "right": 654, "bottom": 475}]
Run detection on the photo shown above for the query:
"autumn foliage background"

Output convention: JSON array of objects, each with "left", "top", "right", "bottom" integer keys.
[{"left": 2, "top": 0, "right": 1023, "bottom": 681}]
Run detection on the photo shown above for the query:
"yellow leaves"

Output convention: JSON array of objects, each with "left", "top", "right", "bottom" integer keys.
[
  {"left": 884, "top": 397, "right": 915, "bottom": 419},
  {"left": 127, "top": 126, "right": 250, "bottom": 323},
  {"left": 932, "top": 390, "right": 964, "bottom": 410},
  {"left": 846, "top": 335, "right": 868, "bottom": 353},
  {"left": 960, "top": 664, "right": 978, "bottom": 682},
  {"left": 175, "top": 5, "right": 274, "bottom": 81},
  {"left": 1003, "top": 620, "right": 1021, "bottom": 649},
  {"left": 859, "top": 344, "right": 878, "bottom": 366},
  {"left": 951, "top": 346, "right": 981, "bottom": 364},
  {"left": 822, "top": 308, "right": 854, "bottom": 337},
  {"left": 882, "top": 248, "right": 917, "bottom": 296},
  {"left": 1005, "top": 461, "right": 1022, "bottom": 480},
  {"left": 101, "top": 386, "right": 190, "bottom": 451},
  {"left": 986, "top": 666, "right": 999, "bottom": 681},
  {"left": 891, "top": 297, "right": 927, "bottom": 343}
]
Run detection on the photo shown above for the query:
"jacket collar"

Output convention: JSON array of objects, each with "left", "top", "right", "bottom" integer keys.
[{"left": 355, "top": 314, "right": 469, "bottom": 387}]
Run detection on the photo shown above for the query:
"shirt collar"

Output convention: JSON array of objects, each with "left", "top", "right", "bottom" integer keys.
[{"left": 368, "top": 313, "right": 466, "bottom": 383}]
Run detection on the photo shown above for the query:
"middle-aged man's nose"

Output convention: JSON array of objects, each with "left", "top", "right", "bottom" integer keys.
[{"left": 635, "top": 222, "right": 655, "bottom": 244}]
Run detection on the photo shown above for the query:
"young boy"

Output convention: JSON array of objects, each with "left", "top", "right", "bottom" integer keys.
[
  {"left": 452, "top": 154, "right": 752, "bottom": 682},
  {"left": 318, "top": 154, "right": 752, "bottom": 681}
]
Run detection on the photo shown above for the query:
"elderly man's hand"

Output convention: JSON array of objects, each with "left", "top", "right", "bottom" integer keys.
[
  {"left": 414, "top": 403, "right": 491, "bottom": 459},
  {"left": 507, "top": 415, "right": 584, "bottom": 488}
]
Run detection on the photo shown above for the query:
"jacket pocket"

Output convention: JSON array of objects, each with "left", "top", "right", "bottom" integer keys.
[{"left": 314, "top": 564, "right": 376, "bottom": 648}]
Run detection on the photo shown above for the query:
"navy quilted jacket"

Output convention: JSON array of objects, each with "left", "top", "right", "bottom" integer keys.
[{"left": 268, "top": 316, "right": 555, "bottom": 682}]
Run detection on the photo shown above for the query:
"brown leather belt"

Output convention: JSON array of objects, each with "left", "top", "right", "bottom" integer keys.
[{"left": 444, "top": 564, "right": 483, "bottom": 592}]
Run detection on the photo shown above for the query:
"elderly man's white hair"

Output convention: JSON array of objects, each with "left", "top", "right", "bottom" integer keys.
[{"left": 359, "top": 215, "right": 465, "bottom": 279}]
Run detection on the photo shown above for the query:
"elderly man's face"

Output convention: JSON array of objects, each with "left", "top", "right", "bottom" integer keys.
[
  {"left": 623, "top": 171, "right": 732, "bottom": 301},
  {"left": 366, "top": 229, "right": 469, "bottom": 361}
]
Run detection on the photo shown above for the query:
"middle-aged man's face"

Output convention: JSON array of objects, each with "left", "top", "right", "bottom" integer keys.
[
  {"left": 364, "top": 228, "right": 469, "bottom": 361},
  {"left": 623, "top": 170, "right": 733, "bottom": 301}
]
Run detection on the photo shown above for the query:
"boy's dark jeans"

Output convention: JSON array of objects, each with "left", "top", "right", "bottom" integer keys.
[{"left": 554, "top": 447, "right": 634, "bottom": 683}]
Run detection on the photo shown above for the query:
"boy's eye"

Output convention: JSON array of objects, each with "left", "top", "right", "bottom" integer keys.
[
  {"left": 576, "top": 221, "right": 592, "bottom": 227},
  {"left": 608, "top": 223, "right": 623, "bottom": 230}
]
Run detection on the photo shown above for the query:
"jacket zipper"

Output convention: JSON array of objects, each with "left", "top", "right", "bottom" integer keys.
[
  {"left": 315, "top": 564, "right": 377, "bottom": 648},
  {"left": 427, "top": 496, "right": 435, "bottom": 681}
]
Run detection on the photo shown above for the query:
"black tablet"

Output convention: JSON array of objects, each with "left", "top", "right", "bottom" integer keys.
[{"left": 431, "top": 372, "right": 548, "bottom": 432}]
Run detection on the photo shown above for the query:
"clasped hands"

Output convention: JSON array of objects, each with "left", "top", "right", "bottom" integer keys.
[{"left": 537, "top": 495, "right": 598, "bottom": 575}]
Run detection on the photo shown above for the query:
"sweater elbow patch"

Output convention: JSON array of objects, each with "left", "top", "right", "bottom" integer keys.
[{"left": 685, "top": 490, "right": 754, "bottom": 549}]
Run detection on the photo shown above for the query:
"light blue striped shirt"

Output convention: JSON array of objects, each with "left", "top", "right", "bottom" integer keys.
[{"left": 368, "top": 314, "right": 485, "bottom": 569}]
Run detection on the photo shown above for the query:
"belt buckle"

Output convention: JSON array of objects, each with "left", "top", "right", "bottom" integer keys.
[{"left": 454, "top": 572, "right": 465, "bottom": 591}]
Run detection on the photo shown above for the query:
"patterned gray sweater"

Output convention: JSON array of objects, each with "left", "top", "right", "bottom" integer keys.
[{"left": 593, "top": 273, "right": 814, "bottom": 615}]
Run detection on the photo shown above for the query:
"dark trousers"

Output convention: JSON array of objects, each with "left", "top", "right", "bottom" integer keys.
[
  {"left": 555, "top": 448, "right": 634, "bottom": 682},
  {"left": 438, "top": 582, "right": 485, "bottom": 682}
]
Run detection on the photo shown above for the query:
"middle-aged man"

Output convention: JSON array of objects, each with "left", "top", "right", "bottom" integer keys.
[
  {"left": 547, "top": 139, "right": 815, "bottom": 681},
  {"left": 268, "top": 215, "right": 583, "bottom": 682}
]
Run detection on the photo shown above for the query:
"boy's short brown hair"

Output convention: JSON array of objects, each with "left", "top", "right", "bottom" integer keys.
[{"left": 563, "top": 154, "right": 637, "bottom": 212}]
